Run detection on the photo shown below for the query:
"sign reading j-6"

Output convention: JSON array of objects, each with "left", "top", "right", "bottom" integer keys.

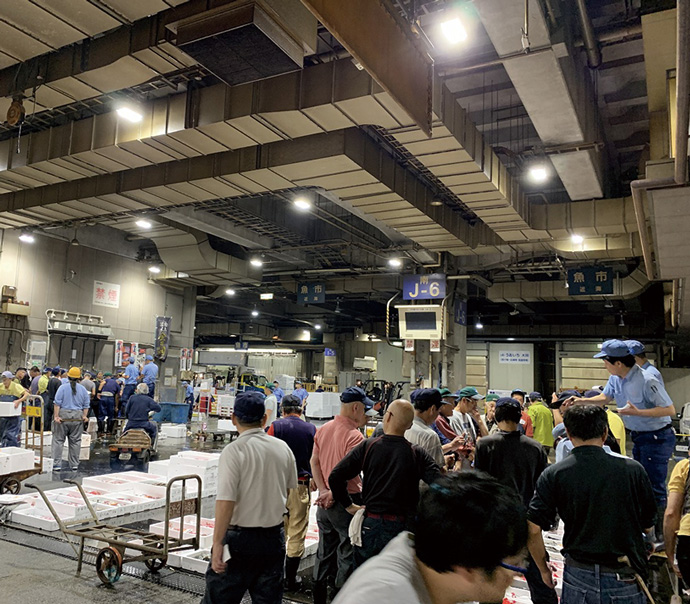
[{"left": 402, "top": 274, "right": 446, "bottom": 301}]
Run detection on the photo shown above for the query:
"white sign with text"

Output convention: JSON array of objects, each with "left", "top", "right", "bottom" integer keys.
[{"left": 499, "top": 350, "right": 531, "bottom": 364}]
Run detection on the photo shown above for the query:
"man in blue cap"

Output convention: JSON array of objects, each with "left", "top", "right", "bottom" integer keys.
[
  {"left": 626, "top": 340, "right": 664, "bottom": 384},
  {"left": 121, "top": 357, "right": 139, "bottom": 409},
  {"left": 139, "top": 355, "right": 158, "bottom": 399},
  {"left": 204, "top": 390, "right": 297, "bottom": 604},
  {"left": 572, "top": 338, "right": 675, "bottom": 541}
]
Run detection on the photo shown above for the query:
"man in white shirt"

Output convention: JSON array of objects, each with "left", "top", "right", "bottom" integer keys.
[
  {"left": 450, "top": 386, "right": 489, "bottom": 446},
  {"left": 203, "top": 391, "right": 297, "bottom": 604},
  {"left": 404, "top": 389, "right": 446, "bottom": 467},
  {"left": 263, "top": 383, "right": 278, "bottom": 427}
]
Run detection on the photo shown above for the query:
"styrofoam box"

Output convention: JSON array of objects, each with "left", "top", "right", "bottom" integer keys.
[
  {"left": 11, "top": 508, "right": 60, "bottom": 532},
  {"left": 175, "top": 451, "right": 220, "bottom": 469},
  {"left": 0, "top": 447, "right": 35, "bottom": 473},
  {"left": 161, "top": 423, "right": 187, "bottom": 438},
  {"left": 82, "top": 476, "right": 138, "bottom": 493},
  {"left": 180, "top": 548, "right": 211, "bottom": 573},
  {"left": 147, "top": 460, "right": 170, "bottom": 476},
  {"left": 216, "top": 419, "right": 237, "bottom": 432},
  {"left": 0, "top": 400, "right": 21, "bottom": 417},
  {"left": 62, "top": 445, "right": 90, "bottom": 461},
  {"left": 167, "top": 462, "right": 212, "bottom": 482}
]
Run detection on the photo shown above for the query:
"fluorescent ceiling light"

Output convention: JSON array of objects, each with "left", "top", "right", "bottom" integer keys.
[
  {"left": 136, "top": 219, "right": 152, "bottom": 229},
  {"left": 251, "top": 309, "right": 259, "bottom": 317},
  {"left": 148, "top": 266, "right": 161, "bottom": 274},
  {"left": 250, "top": 258, "right": 264, "bottom": 267},
  {"left": 475, "top": 320, "right": 484, "bottom": 329},
  {"left": 441, "top": 17, "right": 467, "bottom": 44},
  {"left": 206, "top": 347, "right": 295, "bottom": 354},
  {"left": 529, "top": 166, "right": 548, "bottom": 183},
  {"left": 19, "top": 233, "right": 35, "bottom": 243},
  {"left": 430, "top": 199, "right": 443, "bottom": 206},
  {"left": 260, "top": 293, "right": 274, "bottom": 300},
  {"left": 571, "top": 234, "right": 584, "bottom": 244},
  {"left": 225, "top": 289, "right": 236, "bottom": 296},
  {"left": 116, "top": 107, "right": 143, "bottom": 123},
  {"left": 314, "top": 324, "right": 322, "bottom": 330},
  {"left": 293, "top": 197, "right": 311, "bottom": 211},
  {"left": 507, "top": 337, "right": 515, "bottom": 341},
  {"left": 388, "top": 258, "right": 403, "bottom": 268}
]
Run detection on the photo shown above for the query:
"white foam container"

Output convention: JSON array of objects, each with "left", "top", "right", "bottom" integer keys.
[
  {"left": 180, "top": 548, "right": 211, "bottom": 573},
  {"left": 0, "top": 447, "right": 35, "bottom": 473},
  {"left": 0, "top": 400, "right": 21, "bottom": 416},
  {"left": 161, "top": 423, "right": 186, "bottom": 438}
]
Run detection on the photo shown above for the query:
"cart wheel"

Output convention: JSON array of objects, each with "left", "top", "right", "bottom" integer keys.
[
  {"left": 140, "top": 450, "right": 151, "bottom": 464},
  {"left": 0, "top": 478, "right": 20, "bottom": 494},
  {"left": 144, "top": 555, "right": 167, "bottom": 572},
  {"left": 96, "top": 547, "right": 123, "bottom": 584}
]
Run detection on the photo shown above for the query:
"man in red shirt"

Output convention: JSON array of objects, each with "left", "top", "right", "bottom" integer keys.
[
  {"left": 512, "top": 388, "right": 534, "bottom": 437},
  {"left": 435, "top": 387, "right": 459, "bottom": 441},
  {"left": 311, "top": 386, "right": 376, "bottom": 604}
]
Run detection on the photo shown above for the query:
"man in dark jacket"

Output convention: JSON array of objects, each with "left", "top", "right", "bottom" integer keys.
[{"left": 124, "top": 383, "right": 161, "bottom": 442}]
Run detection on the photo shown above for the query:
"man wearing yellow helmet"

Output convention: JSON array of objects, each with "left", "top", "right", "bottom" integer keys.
[{"left": 52, "top": 367, "right": 90, "bottom": 472}]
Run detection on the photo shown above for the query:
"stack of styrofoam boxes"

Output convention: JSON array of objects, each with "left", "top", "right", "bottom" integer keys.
[
  {"left": 34, "top": 454, "right": 53, "bottom": 473},
  {"left": 305, "top": 392, "right": 341, "bottom": 419},
  {"left": 161, "top": 423, "right": 187, "bottom": 439},
  {"left": 216, "top": 394, "right": 234, "bottom": 418},
  {"left": 150, "top": 515, "right": 215, "bottom": 549},
  {"left": 275, "top": 374, "right": 295, "bottom": 398},
  {"left": 0, "top": 447, "right": 35, "bottom": 474},
  {"left": 167, "top": 451, "right": 220, "bottom": 496},
  {"left": 216, "top": 418, "right": 237, "bottom": 433},
  {"left": 61, "top": 432, "right": 91, "bottom": 461}
]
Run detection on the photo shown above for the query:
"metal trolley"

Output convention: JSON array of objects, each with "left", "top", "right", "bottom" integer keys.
[
  {"left": 0, "top": 395, "right": 44, "bottom": 494},
  {"left": 27, "top": 474, "right": 202, "bottom": 585}
]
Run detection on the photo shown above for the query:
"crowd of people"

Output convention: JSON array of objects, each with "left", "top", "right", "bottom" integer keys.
[{"left": 203, "top": 338, "right": 689, "bottom": 604}]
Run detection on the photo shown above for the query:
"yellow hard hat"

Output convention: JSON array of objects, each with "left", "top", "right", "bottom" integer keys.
[{"left": 67, "top": 367, "right": 81, "bottom": 379}]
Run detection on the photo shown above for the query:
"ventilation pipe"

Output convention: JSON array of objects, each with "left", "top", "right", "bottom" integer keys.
[{"left": 575, "top": 0, "right": 602, "bottom": 68}]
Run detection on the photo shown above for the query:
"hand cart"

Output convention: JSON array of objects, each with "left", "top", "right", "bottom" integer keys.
[
  {"left": 0, "top": 395, "right": 44, "bottom": 494},
  {"left": 27, "top": 474, "right": 202, "bottom": 585}
]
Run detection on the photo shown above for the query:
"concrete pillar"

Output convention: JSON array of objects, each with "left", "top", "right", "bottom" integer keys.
[{"left": 445, "top": 322, "right": 467, "bottom": 389}]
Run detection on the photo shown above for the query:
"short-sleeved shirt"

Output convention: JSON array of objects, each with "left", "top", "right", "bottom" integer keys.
[
  {"left": 332, "top": 532, "right": 432, "bottom": 604},
  {"left": 264, "top": 394, "right": 277, "bottom": 427},
  {"left": 313, "top": 415, "right": 364, "bottom": 494},
  {"left": 273, "top": 387, "right": 284, "bottom": 403},
  {"left": 185, "top": 384, "right": 194, "bottom": 399},
  {"left": 603, "top": 363, "right": 673, "bottom": 432},
  {"left": 293, "top": 387, "right": 308, "bottom": 403},
  {"left": 642, "top": 361, "right": 664, "bottom": 384},
  {"left": 0, "top": 381, "right": 26, "bottom": 399},
  {"left": 405, "top": 416, "right": 445, "bottom": 467},
  {"left": 217, "top": 428, "right": 297, "bottom": 527},
  {"left": 669, "top": 459, "right": 690, "bottom": 537},
  {"left": 80, "top": 378, "right": 95, "bottom": 397},
  {"left": 124, "top": 364, "right": 139, "bottom": 385},
  {"left": 527, "top": 403, "right": 554, "bottom": 447},
  {"left": 435, "top": 413, "right": 458, "bottom": 441},
  {"left": 100, "top": 378, "right": 119, "bottom": 396},
  {"left": 38, "top": 374, "right": 49, "bottom": 394},
  {"left": 606, "top": 408, "right": 627, "bottom": 456},
  {"left": 54, "top": 383, "right": 91, "bottom": 411},
  {"left": 267, "top": 415, "right": 316, "bottom": 477},
  {"left": 449, "top": 411, "right": 479, "bottom": 445},
  {"left": 141, "top": 363, "right": 159, "bottom": 385},
  {"left": 29, "top": 375, "right": 40, "bottom": 395},
  {"left": 527, "top": 445, "right": 656, "bottom": 576}
]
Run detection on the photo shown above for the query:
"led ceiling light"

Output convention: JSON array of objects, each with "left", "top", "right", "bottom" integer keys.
[
  {"left": 388, "top": 258, "right": 403, "bottom": 268},
  {"left": 528, "top": 165, "right": 548, "bottom": 183},
  {"left": 293, "top": 197, "right": 311, "bottom": 211},
  {"left": 18, "top": 233, "right": 35, "bottom": 243},
  {"left": 441, "top": 17, "right": 468, "bottom": 44},
  {"left": 116, "top": 106, "right": 143, "bottom": 123},
  {"left": 260, "top": 293, "right": 274, "bottom": 300},
  {"left": 136, "top": 219, "right": 152, "bottom": 229},
  {"left": 148, "top": 266, "right": 161, "bottom": 274},
  {"left": 225, "top": 288, "right": 236, "bottom": 296},
  {"left": 475, "top": 316, "right": 484, "bottom": 329},
  {"left": 250, "top": 258, "right": 264, "bottom": 268},
  {"left": 430, "top": 199, "right": 443, "bottom": 207},
  {"left": 251, "top": 309, "right": 259, "bottom": 317},
  {"left": 571, "top": 234, "right": 584, "bottom": 245},
  {"left": 314, "top": 324, "right": 322, "bottom": 330}
]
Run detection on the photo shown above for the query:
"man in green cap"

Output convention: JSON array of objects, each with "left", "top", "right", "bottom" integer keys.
[{"left": 484, "top": 393, "right": 499, "bottom": 434}]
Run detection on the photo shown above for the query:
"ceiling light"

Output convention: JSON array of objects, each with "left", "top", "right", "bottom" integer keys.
[
  {"left": 293, "top": 197, "right": 311, "bottom": 211},
  {"left": 260, "top": 293, "right": 274, "bottom": 300},
  {"left": 604, "top": 300, "right": 614, "bottom": 308},
  {"left": 507, "top": 337, "right": 515, "bottom": 341},
  {"left": 441, "top": 17, "right": 468, "bottom": 44},
  {"left": 528, "top": 165, "right": 548, "bottom": 183},
  {"left": 314, "top": 324, "right": 322, "bottom": 330},
  {"left": 136, "top": 219, "right": 152, "bottom": 229},
  {"left": 302, "top": 330, "right": 311, "bottom": 340},
  {"left": 388, "top": 258, "right": 403, "bottom": 268},
  {"left": 148, "top": 266, "right": 161, "bottom": 274},
  {"left": 251, "top": 309, "right": 259, "bottom": 317},
  {"left": 430, "top": 199, "right": 443, "bottom": 207},
  {"left": 571, "top": 234, "right": 584, "bottom": 245},
  {"left": 618, "top": 313, "right": 625, "bottom": 327},
  {"left": 225, "top": 288, "right": 236, "bottom": 296},
  {"left": 392, "top": 341, "right": 403, "bottom": 347},
  {"left": 250, "top": 258, "right": 264, "bottom": 268},
  {"left": 19, "top": 233, "right": 35, "bottom": 243},
  {"left": 116, "top": 107, "right": 143, "bottom": 123},
  {"left": 509, "top": 307, "right": 520, "bottom": 316},
  {"left": 207, "top": 347, "right": 294, "bottom": 354},
  {"left": 475, "top": 318, "right": 484, "bottom": 329}
]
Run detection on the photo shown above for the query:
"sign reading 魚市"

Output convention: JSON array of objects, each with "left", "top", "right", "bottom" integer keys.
[
  {"left": 567, "top": 267, "right": 614, "bottom": 296},
  {"left": 402, "top": 274, "right": 446, "bottom": 300}
]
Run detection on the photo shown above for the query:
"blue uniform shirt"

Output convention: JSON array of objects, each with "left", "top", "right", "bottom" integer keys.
[
  {"left": 124, "top": 364, "right": 139, "bottom": 385},
  {"left": 603, "top": 363, "right": 673, "bottom": 432},
  {"left": 274, "top": 387, "right": 284, "bottom": 403},
  {"left": 185, "top": 384, "right": 194, "bottom": 399},
  {"left": 641, "top": 361, "right": 664, "bottom": 385},
  {"left": 293, "top": 387, "right": 308, "bottom": 403},
  {"left": 54, "top": 383, "right": 91, "bottom": 410},
  {"left": 125, "top": 394, "right": 161, "bottom": 425},
  {"left": 141, "top": 362, "right": 159, "bottom": 385}
]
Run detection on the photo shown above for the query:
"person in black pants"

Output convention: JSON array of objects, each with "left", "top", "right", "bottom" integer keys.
[{"left": 474, "top": 397, "right": 558, "bottom": 604}]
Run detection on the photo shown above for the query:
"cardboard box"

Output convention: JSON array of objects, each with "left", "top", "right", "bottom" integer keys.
[{"left": 0, "top": 400, "right": 21, "bottom": 416}]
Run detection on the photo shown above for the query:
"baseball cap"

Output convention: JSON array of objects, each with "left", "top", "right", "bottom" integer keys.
[
  {"left": 341, "top": 386, "right": 377, "bottom": 415},
  {"left": 548, "top": 390, "right": 580, "bottom": 409},
  {"left": 511, "top": 388, "right": 527, "bottom": 396},
  {"left": 455, "top": 386, "right": 485, "bottom": 400},
  {"left": 42, "top": 366, "right": 52, "bottom": 373},
  {"left": 145, "top": 355, "right": 154, "bottom": 361},
  {"left": 104, "top": 372, "right": 112, "bottom": 377},
  {"left": 496, "top": 397, "right": 521, "bottom": 410},
  {"left": 1, "top": 371, "right": 13, "bottom": 379},
  {"left": 129, "top": 358, "right": 135, "bottom": 364},
  {"left": 264, "top": 382, "right": 275, "bottom": 391},
  {"left": 486, "top": 393, "right": 499, "bottom": 403},
  {"left": 625, "top": 340, "right": 645, "bottom": 356},
  {"left": 411, "top": 388, "right": 443, "bottom": 407},
  {"left": 437, "top": 387, "right": 458, "bottom": 399},
  {"left": 51, "top": 368, "right": 60, "bottom": 376},
  {"left": 529, "top": 391, "right": 542, "bottom": 401},
  {"left": 233, "top": 391, "right": 266, "bottom": 423},
  {"left": 593, "top": 339, "right": 631, "bottom": 359}
]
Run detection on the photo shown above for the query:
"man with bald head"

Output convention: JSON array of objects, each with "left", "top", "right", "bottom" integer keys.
[{"left": 329, "top": 399, "right": 442, "bottom": 566}]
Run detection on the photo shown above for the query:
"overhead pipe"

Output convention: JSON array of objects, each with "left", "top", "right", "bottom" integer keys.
[
  {"left": 575, "top": 0, "right": 602, "bottom": 68},
  {"left": 630, "top": 0, "right": 690, "bottom": 281}
]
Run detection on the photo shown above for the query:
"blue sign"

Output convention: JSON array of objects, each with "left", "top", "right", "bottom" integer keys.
[
  {"left": 298, "top": 282, "right": 326, "bottom": 304},
  {"left": 402, "top": 273, "right": 446, "bottom": 300},
  {"left": 454, "top": 299, "right": 467, "bottom": 326},
  {"left": 234, "top": 341, "right": 249, "bottom": 350},
  {"left": 324, "top": 348, "right": 336, "bottom": 357},
  {"left": 567, "top": 267, "right": 614, "bottom": 296}
]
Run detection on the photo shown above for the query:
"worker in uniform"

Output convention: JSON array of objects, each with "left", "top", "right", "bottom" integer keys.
[
  {"left": 52, "top": 367, "right": 90, "bottom": 472},
  {"left": 292, "top": 380, "right": 309, "bottom": 407},
  {"left": 267, "top": 394, "right": 317, "bottom": 591},
  {"left": 0, "top": 371, "right": 29, "bottom": 447},
  {"left": 121, "top": 358, "right": 139, "bottom": 410},
  {"left": 98, "top": 372, "right": 120, "bottom": 435},
  {"left": 183, "top": 380, "right": 195, "bottom": 420},
  {"left": 626, "top": 340, "right": 664, "bottom": 384},
  {"left": 573, "top": 339, "right": 675, "bottom": 541},
  {"left": 263, "top": 382, "right": 278, "bottom": 427},
  {"left": 123, "top": 383, "right": 161, "bottom": 442},
  {"left": 203, "top": 391, "right": 297, "bottom": 604},
  {"left": 526, "top": 392, "right": 555, "bottom": 454},
  {"left": 140, "top": 355, "right": 159, "bottom": 399}
]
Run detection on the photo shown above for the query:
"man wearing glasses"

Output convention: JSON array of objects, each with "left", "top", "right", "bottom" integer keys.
[
  {"left": 528, "top": 405, "right": 656, "bottom": 603},
  {"left": 333, "top": 472, "right": 530, "bottom": 604},
  {"left": 570, "top": 339, "right": 675, "bottom": 542}
]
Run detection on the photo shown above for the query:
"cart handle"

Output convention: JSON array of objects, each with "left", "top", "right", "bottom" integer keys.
[
  {"left": 63, "top": 479, "right": 101, "bottom": 524},
  {"left": 26, "top": 481, "right": 70, "bottom": 535},
  {"left": 164, "top": 474, "right": 203, "bottom": 555}
]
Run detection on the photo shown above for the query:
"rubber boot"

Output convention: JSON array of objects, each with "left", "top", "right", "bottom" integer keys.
[
  {"left": 284, "top": 556, "right": 302, "bottom": 591},
  {"left": 313, "top": 580, "right": 328, "bottom": 604},
  {"left": 654, "top": 504, "right": 666, "bottom": 550}
]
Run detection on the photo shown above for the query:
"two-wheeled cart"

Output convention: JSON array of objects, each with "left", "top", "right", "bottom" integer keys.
[
  {"left": 0, "top": 395, "right": 44, "bottom": 494},
  {"left": 27, "top": 474, "right": 202, "bottom": 584}
]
